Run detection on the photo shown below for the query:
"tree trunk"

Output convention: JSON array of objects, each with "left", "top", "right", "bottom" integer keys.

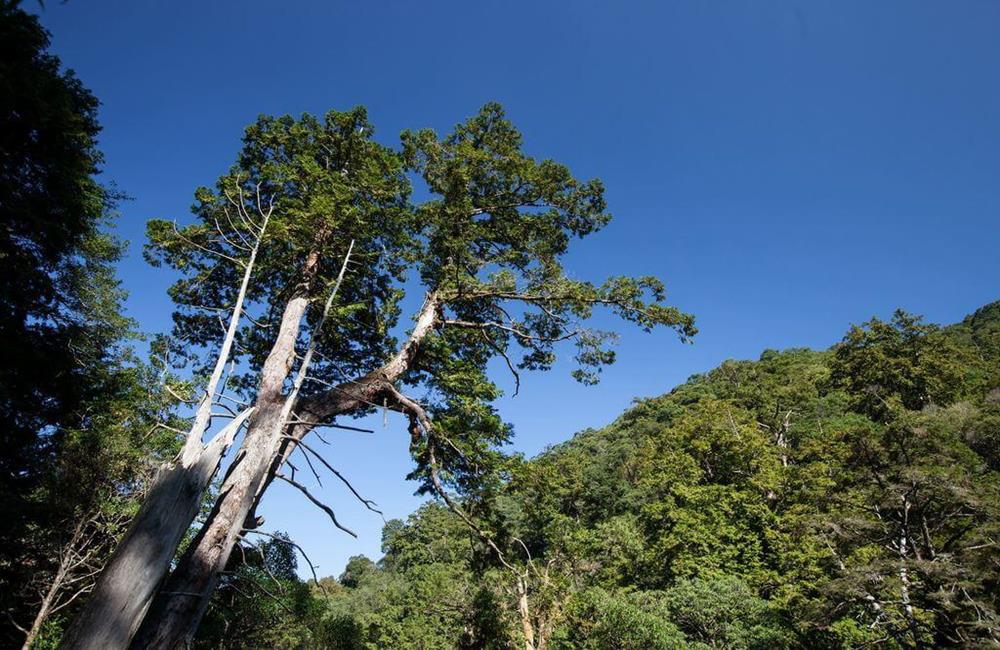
[
  {"left": 132, "top": 292, "right": 441, "bottom": 648},
  {"left": 58, "top": 415, "right": 248, "bottom": 650},
  {"left": 62, "top": 209, "right": 266, "bottom": 649},
  {"left": 132, "top": 289, "right": 313, "bottom": 649},
  {"left": 516, "top": 577, "right": 537, "bottom": 650}
]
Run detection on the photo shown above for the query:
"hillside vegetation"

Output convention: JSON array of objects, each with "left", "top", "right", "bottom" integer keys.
[{"left": 195, "top": 301, "right": 1000, "bottom": 649}]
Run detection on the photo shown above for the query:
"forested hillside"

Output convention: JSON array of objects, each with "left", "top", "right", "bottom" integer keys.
[
  {"left": 192, "top": 301, "right": 1000, "bottom": 649},
  {"left": 4, "top": 3, "right": 998, "bottom": 647}
]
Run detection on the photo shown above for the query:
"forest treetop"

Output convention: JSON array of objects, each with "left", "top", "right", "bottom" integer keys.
[{"left": 146, "top": 102, "right": 696, "bottom": 492}]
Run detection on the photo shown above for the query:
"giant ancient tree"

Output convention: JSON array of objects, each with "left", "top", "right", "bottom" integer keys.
[{"left": 70, "top": 103, "right": 695, "bottom": 648}]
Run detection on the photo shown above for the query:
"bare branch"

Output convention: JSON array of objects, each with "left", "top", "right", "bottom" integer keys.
[
  {"left": 211, "top": 213, "right": 251, "bottom": 253},
  {"left": 443, "top": 319, "right": 579, "bottom": 344},
  {"left": 296, "top": 445, "right": 323, "bottom": 487},
  {"left": 479, "top": 330, "right": 520, "bottom": 396},
  {"left": 276, "top": 473, "right": 357, "bottom": 538},
  {"left": 244, "top": 530, "right": 325, "bottom": 593},
  {"left": 179, "top": 198, "right": 270, "bottom": 463},
  {"left": 285, "top": 417, "right": 374, "bottom": 434},
  {"left": 281, "top": 435, "right": 382, "bottom": 515},
  {"left": 171, "top": 222, "right": 245, "bottom": 269}
]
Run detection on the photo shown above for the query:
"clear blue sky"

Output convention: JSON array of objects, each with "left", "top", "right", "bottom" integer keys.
[{"left": 35, "top": 0, "right": 1000, "bottom": 578}]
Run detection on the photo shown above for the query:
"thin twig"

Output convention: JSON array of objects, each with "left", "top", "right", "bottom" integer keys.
[{"left": 276, "top": 473, "right": 357, "bottom": 537}]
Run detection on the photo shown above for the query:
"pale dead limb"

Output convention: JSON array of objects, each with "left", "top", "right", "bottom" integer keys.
[{"left": 61, "top": 183, "right": 273, "bottom": 650}]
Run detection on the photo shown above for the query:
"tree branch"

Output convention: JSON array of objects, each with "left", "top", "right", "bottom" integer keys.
[{"left": 276, "top": 473, "right": 357, "bottom": 538}]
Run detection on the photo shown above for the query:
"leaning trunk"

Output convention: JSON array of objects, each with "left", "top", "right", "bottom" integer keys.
[
  {"left": 58, "top": 424, "right": 245, "bottom": 650},
  {"left": 22, "top": 590, "right": 52, "bottom": 650},
  {"left": 132, "top": 289, "right": 312, "bottom": 649},
  {"left": 62, "top": 210, "right": 266, "bottom": 649},
  {"left": 133, "top": 292, "right": 440, "bottom": 648}
]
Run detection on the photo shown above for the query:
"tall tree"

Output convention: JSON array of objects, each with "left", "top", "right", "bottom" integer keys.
[
  {"left": 118, "top": 103, "right": 694, "bottom": 648},
  {"left": 0, "top": 2, "right": 177, "bottom": 646},
  {"left": 0, "top": 0, "right": 114, "bottom": 552}
]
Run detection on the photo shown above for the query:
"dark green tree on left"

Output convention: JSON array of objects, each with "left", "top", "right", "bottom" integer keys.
[{"left": 0, "top": 2, "right": 179, "bottom": 647}]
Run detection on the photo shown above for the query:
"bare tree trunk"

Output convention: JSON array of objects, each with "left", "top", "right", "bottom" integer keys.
[
  {"left": 61, "top": 204, "right": 268, "bottom": 650},
  {"left": 58, "top": 413, "right": 250, "bottom": 650},
  {"left": 516, "top": 577, "right": 537, "bottom": 650},
  {"left": 899, "top": 497, "right": 922, "bottom": 649},
  {"left": 129, "top": 404, "right": 290, "bottom": 649},
  {"left": 132, "top": 275, "right": 316, "bottom": 649},
  {"left": 132, "top": 291, "right": 441, "bottom": 649}
]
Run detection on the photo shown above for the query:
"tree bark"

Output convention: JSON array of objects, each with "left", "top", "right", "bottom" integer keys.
[
  {"left": 131, "top": 292, "right": 441, "bottom": 648},
  {"left": 58, "top": 412, "right": 250, "bottom": 650},
  {"left": 517, "top": 577, "right": 537, "bottom": 650},
  {"left": 61, "top": 208, "right": 266, "bottom": 649}
]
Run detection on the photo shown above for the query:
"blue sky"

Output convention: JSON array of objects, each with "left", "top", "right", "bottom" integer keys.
[{"left": 35, "top": 0, "right": 1000, "bottom": 578}]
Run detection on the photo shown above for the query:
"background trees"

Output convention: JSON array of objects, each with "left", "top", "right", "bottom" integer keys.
[
  {"left": 0, "top": 3, "right": 179, "bottom": 647},
  {"left": 304, "top": 302, "right": 999, "bottom": 648}
]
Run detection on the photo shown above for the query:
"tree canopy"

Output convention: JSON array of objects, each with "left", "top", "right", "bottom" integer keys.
[{"left": 279, "top": 302, "right": 999, "bottom": 649}]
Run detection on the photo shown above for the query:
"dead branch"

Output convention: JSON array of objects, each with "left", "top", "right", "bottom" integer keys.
[
  {"left": 280, "top": 435, "right": 382, "bottom": 515},
  {"left": 276, "top": 473, "right": 356, "bottom": 538},
  {"left": 244, "top": 530, "right": 325, "bottom": 593}
]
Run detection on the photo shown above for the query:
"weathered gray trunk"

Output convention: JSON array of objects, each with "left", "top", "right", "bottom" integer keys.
[
  {"left": 61, "top": 208, "right": 267, "bottom": 649},
  {"left": 58, "top": 413, "right": 250, "bottom": 649},
  {"left": 132, "top": 292, "right": 441, "bottom": 648},
  {"left": 517, "top": 577, "right": 537, "bottom": 650},
  {"left": 58, "top": 435, "right": 234, "bottom": 650},
  {"left": 131, "top": 404, "right": 289, "bottom": 648},
  {"left": 132, "top": 288, "right": 313, "bottom": 649}
]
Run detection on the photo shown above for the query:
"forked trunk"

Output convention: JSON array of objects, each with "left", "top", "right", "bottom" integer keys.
[
  {"left": 132, "top": 289, "right": 313, "bottom": 649},
  {"left": 133, "top": 291, "right": 440, "bottom": 648},
  {"left": 61, "top": 205, "right": 267, "bottom": 649},
  {"left": 58, "top": 421, "right": 246, "bottom": 650},
  {"left": 130, "top": 402, "right": 290, "bottom": 648}
]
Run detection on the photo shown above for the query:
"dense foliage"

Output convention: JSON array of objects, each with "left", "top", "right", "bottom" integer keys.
[
  {"left": 196, "top": 302, "right": 999, "bottom": 648},
  {"left": 0, "top": 3, "right": 180, "bottom": 647}
]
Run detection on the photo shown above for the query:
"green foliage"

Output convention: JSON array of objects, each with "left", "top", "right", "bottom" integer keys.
[
  {"left": 661, "top": 576, "right": 791, "bottom": 649},
  {"left": 146, "top": 106, "right": 412, "bottom": 392},
  {"left": 298, "top": 302, "right": 1000, "bottom": 649},
  {"left": 828, "top": 310, "right": 976, "bottom": 422},
  {"left": 0, "top": 0, "right": 127, "bottom": 487},
  {"left": 312, "top": 504, "right": 477, "bottom": 649},
  {"left": 556, "top": 588, "right": 686, "bottom": 649},
  {"left": 196, "top": 534, "right": 322, "bottom": 649},
  {"left": 0, "top": 3, "right": 180, "bottom": 645}
]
